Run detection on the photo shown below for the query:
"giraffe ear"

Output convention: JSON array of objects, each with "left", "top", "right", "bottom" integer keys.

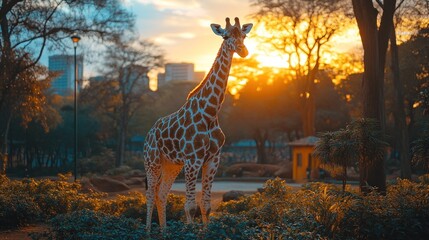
[
  {"left": 210, "top": 24, "right": 225, "bottom": 36},
  {"left": 242, "top": 23, "right": 253, "bottom": 34}
]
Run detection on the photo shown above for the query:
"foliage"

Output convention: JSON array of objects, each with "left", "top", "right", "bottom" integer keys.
[
  {"left": 80, "top": 38, "right": 164, "bottom": 167},
  {"left": 411, "top": 121, "right": 429, "bottom": 171},
  {"left": 0, "top": 174, "right": 186, "bottom": 231},
  {"left": 314, "top": 118, "right": 388, "bottom": 192},
  {"left": 79, "top": 148, "right": 116, "bottom": 175},
  {"left": 0, "top": 175, "right": 41, "bottom": 229},
  {"left": 2, "top": 176, "right": 429, "bottom": 239},
  {"left": 252, "top": 0, "right": 351, "bottom": 136},
  {"left": 0, "top": 174, "right": 100, "bottom": 228},
  {"left": 0, "top": 0, "right": 134, "bottom": 141},
  {"left": 31, "top": 210, "right": 146, "bottom": 240},
  {"left": 217, "top": 177, "right": 429, "bottom": 239}
]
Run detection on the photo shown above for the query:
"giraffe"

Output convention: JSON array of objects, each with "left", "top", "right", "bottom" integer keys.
[{"left": 143, "top": 17, "right": 253, "bottom": 231}]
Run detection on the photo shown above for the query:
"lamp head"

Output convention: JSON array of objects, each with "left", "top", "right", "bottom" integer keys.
[{"left": 71, "top": 33, "right": 81, "bottom": 47}]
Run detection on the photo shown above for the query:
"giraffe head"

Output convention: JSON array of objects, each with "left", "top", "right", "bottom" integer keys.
[{"left": 210, "top": 17, "right": 253, "bottom": 58}]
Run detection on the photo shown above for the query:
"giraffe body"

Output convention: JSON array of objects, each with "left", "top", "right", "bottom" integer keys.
[{"left": 143, "top": 17, "right": 253, "bottom": 230}]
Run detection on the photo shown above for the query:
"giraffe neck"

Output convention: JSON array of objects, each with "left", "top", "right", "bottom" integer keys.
[{"left": 188, "top": 41, "right": 233, "bottom": 118}]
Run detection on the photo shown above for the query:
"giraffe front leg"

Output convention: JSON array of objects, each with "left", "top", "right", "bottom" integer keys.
[
  {"left": 201, "top": 156, "right": 220, "bottom": 225},
  {"left": 184, "top": 160, "right": 202, "bottom": 224}
]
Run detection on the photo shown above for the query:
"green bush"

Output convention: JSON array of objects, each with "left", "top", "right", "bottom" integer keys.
[
  {"left": 3, "top": 175, "right": 429, "bottom": 239},
  {"left": 31, "top": 210, "right": 146, "bottom": 240},
  {"left": 79, "top": 148, "right": 115, "bottom": 175},
  {"left": 0, "top": 191, "right": 41, "bottom": 229},
  {"left": 124, "top": 156, "right": 146, "bottom": 171},
  {"left": 0, "top": 174, "right": 104, "bottom": 229},
  {"left": 218, "top": 177, "right": 429, "bottom": 239}
]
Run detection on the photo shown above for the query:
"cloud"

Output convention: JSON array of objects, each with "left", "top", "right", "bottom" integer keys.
[
  {"left": 153, "top": 32, "right": 196, "bottom": 45},
  {"left": 133, "top": 0, "right": 204, "bottom": 17}
]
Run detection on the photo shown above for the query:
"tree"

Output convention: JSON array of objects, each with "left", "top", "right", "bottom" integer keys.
[
  {"left": 388, "top": 0, "right": 428, "bottom": 179},
  {"left": 252, "top": 0, "right": 350, "bottom": 136},
  {"left": 392, "top": 27, "right": 429, "bottom": 177},
  {"left": 0, "top": 0, "right": 134, "bottom": 172},
  {"left": 314, "top": 131, "right": 356, "bottom": 192},
  {"left": 351, "top": 0, "right": 398, "bottom": 193},
  {"left": 81, "top": 38, "right": 163, "bottom": 167},
  {"left": 0, "top": 0, "right": 134, "bottom": 112},
  {"left": 225, "top": 57, "right": 301, "bottom": 164},
  {"left": 0, "top": 58, "right": 60, "bottom": 174},
  {"left": 314, "top": 119, "right": 388, "bottom": 192},
  {"left": 411, "top": 122, "right": 429, "bottom": 172}
]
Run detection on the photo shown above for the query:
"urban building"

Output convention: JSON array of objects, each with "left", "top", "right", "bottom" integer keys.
[
  {"left": 48, "top": 55, "right": 83, "bottom": 96},
  {"left": 88, "top": 65, "right": 150, "bottom": 92},
  {"left": 157, "top": 62, "right": 205, "bottom": 87}
]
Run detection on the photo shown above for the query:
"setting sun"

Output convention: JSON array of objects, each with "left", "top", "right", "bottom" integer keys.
[{"left": 226, "top": 20, "right": 363, "bottom": 93}]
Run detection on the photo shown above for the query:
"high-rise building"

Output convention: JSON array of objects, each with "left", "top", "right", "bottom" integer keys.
[
  {"left": 157, "top": 62, "right": 205, "bottom": 87},
  {"left": 165, "top": 63, "right": 194, "bottom": 82},
  {"left": 48, "top": 54, "right": 83, "bottom": 96},
  {"left": 88, "top": 65, "right": 150, "bottom": 93}
]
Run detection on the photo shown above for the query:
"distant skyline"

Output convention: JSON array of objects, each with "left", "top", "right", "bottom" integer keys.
[
  {"left": 127, "top": 0, "right": 255, "bottom": 72},
  {"left": 41, "top": 0, "right": 363, "bottom": 91},
  {"left": 42, "top": 0, "right": 255, "bottom": 80}
]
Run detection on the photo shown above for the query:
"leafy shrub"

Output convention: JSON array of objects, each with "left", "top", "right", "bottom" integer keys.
[
  {"left": 79, "top": 148, "right": 115, "bottom": 175},
  {"left": 0, "top": 174, "right": 103, "bottom": 229},
  {"left": 101, "top": 191, "right": 146, "bottom": 219},
  {"left": 31, "top": 210, "right": 146, "bottom": 240},
  {"left": 4, "top": 175, "right": 429, "bottom": 239},
  {"left": 204, "top": 214, "right": 260, "bottom": 240},
  {"left": 218, "top": 177, "right": 429, "bottom": 240},
  {"left": 124, "top": 156, "right": 146, "bottom": 171},
  {"left": 0, "top": 191, "right": 41, "bottom": 229}
]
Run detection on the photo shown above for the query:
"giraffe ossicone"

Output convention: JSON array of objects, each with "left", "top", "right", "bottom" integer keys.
[{"left": 143, "top": 17, "right": 253, "bottom": 231}]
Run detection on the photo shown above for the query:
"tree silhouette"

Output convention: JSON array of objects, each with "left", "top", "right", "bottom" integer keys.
[
  {"left": 351, "top": 0, "right": 398, "bottom": 193},
  {"left": 314, "top": 118, "right": 388, "bottom": 193},
  {"left": 0, "top": 0, "right": 134, "bottom": 173},
  {"left": 252, "top": 0, "right": 350, "bottom": 137},
  {"left": 314, "top": 130, "right": 356, "bottom": 192},
  {"left": 81, "top": 38, "right": 163, "bottom": 167}
]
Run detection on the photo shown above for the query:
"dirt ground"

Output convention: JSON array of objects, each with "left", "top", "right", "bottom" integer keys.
[{"left": 0, "top": 187, "right": 239, "bottom": 240}]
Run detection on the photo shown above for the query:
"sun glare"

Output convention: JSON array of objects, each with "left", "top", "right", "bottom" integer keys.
[{"left": 199, "top": 20, "right": 362, "bottom": 96}]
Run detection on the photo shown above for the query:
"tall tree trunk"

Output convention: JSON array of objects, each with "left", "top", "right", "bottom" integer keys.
[
  {"left": 342, "top": 165, "right": 347, "bottom": 192},
  {"left": 390, "top": 26, "right": 411, "bottom": 179},
  {"left": 116, "top": 105, "right": 128, "bottom": 167},
  {"left": 302, "top": 62, "right": 319, "bottom": 137},
  {"left": 254, "top": 129, "right": 268, "bottom": 164},
  {"left": 0, "top": 115, "right": 12, "bottom": 175},
  {"left": 352, "top": 0, "right": 396, "bottom": 193},
  {"left": 302, "top": 93, "right": 316, "bottom": 137}
]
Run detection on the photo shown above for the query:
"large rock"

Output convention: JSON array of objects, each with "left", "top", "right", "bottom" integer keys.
[
  {"left": 225, "top": 163, "right": 281, "bottom": 177},
  {"left": 222, "top": 190, "right": 245, "bottom": 202},
  {"left": 123, "top": 177, "right": 145, "bottom": 186},
  {"left": 274, "top": 161, "right": 292, "bottom": 178},
  {"left": 124, "top": 169, "right": 146, "bottom": 178},
  {"left": 89, "top": 176, "right": 130, "bottom": 192}
]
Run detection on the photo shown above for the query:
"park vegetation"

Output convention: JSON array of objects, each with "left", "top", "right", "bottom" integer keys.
[
  {"left": 1, "top": 0, "right": 429, "bottom": 238},
  {"left": 0, "top": 176, "right": 428, "bottom": 239}
]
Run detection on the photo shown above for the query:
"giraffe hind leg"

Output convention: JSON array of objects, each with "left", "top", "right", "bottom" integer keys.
[
  {"left": 144, "top": 152, "right": 161, "bottom": 232},
  {"left": 155, "top": 158, "right": 183, "bottom": 230}
]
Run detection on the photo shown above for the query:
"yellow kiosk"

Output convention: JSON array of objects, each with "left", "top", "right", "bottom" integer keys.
[{"left": 289, "top": 136, "right": 320, "bottom": 182}]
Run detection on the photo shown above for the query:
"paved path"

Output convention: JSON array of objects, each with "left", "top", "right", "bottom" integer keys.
[{"left": 171, "top": 180, "right": 303, "bottom": 193}]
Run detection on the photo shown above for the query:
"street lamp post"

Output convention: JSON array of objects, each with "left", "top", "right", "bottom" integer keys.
[{"left": 71, "top": 33, "right": 81, "bottom": 181}]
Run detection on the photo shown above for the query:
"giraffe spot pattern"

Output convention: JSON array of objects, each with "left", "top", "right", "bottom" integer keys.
[{"left": 142, "top": 19, "right": 252, "bottom": 229}]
